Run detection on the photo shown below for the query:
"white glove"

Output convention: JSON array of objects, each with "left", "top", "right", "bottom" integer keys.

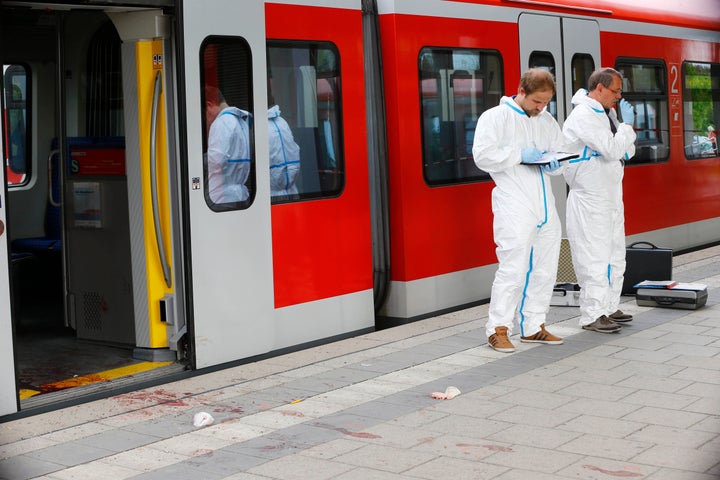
[
  {"left": 541, "top": 159, "right": 561, "bottom": 173},
  {"left": 619, "top": 99, "right": 634, "bottom": 125},
  {"left": 521, "top": 147, "right": 543, "bottom": 163}
]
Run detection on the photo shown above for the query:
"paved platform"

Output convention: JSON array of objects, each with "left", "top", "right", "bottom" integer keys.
[{"left": 1, "top": 246, "right": 719, "bottom": 480}]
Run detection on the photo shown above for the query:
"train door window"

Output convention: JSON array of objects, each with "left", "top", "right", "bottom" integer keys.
[
  {"left": 3, "top": 64, "right": 31, "bottom": 187},
  {"left": 267, "top": 41, "right": 343, "bottom": 202},
  {"left": 201, "top": 37, "right": 255, "bottom": 211},
  {"left": 616, "top": 59, "right": 669, "bottom": 164},
  {"left": 682, "top": 61, "right": 719, "bottom": 159},
  {"left": 571, "top": 54, "right": 595, "bottom": 95},
  {"left": 419, "top": 47, "right": 502, "bottom": 185},
  {"left": 529, "top": 51, "right": 557, "bottom": 118}
]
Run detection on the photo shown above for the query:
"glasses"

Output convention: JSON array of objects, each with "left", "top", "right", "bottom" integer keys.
[{"left": 607, "top": 87, "right": 623, "bottom": 95}]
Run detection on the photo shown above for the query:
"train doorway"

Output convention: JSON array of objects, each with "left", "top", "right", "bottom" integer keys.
[{"left": 1, "top": 4, "right": 184, "bottom": 415}]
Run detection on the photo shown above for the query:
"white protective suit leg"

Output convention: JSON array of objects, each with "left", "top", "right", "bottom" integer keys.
[
  {"left": 486, "top": 192, "right": 561, "bottom": 338},
  {"left": 567, "top": 190, "right": 614, "bottom": 325},
  {"left": 607, "top": 202, "right": 626, "bottom": 314}
]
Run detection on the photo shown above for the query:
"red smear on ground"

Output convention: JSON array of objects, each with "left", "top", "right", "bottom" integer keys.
[
  {"left": 583, "top": 465, "right": 644, "bottom": 477},
  {"left": 312, "top": 422, "right": 381, "bottom": 439},
  {"left": 115, "top": 389, "right": 190, "bottom": 407}
]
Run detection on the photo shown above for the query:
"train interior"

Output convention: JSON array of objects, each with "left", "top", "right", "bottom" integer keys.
[{"left": 4, "top": 6, "right": 184, "bottom": 410}]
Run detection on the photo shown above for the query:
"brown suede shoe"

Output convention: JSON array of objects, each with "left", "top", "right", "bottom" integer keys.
[
  {"left": 582, "top": 315, "right": 622, "bottom": 333},
  {"left": 488, "top": 326, "right": 515, "bottom": 353},
  {"left": 609, "top": 309, "right": 633, "bottom": 322},
  {"left": 520, "top": 324, "right": 564, "bottom": 344}
]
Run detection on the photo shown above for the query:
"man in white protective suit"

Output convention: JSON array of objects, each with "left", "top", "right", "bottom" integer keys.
[
  {"left": 562, "top": 67, "right": 637, "bottom": 333},
  {"left": 268, "top": 104, "right": 301, "bottom": 199},
  {"left": 472, "top": 68, "right": 568, "bottom": 353},
  {"left": 205, "top": 86, "right": 252, "bottom": 206}
]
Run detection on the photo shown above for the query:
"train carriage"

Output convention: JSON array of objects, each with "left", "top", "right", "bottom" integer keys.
[{"left": 0, "top": 0, "right": 718, "bottom": 418}]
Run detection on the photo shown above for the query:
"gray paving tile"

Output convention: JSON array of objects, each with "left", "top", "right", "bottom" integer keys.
[
  {"left": 625, "top": 424, "right": 717, "bottom": 448},
  {"left": 252, "top": 385, "right": 325, "bottom": 403},
  {"left": 281, "top": 376, "right": 353, "bottom": 394},
  {"left": 341, "top": 398, "right": 419, "bottom": 421},
  {"left": 645, "top": 467, "right": 720, "bottom": 480},
  {"left": 421, "top": 413, "right": 512, "bottom": 438},
  {"left": 332, "top": 443, "right": 436, "bottom": 474},
  {"left": 632, "top": 443, "right": 720, "bottom": 472},
  {"left": 247, "top": 451, "right": 354, "bottom": 479},
  {"left": 486, "top": 423, "right": 582, "bottom": 449},
  {"left": 370, "top": 350, "right": 434, "bottom": 369},
  {"left": 0, "top": 455, "right": 64, "bottom": 480},
  {"left": 403, "top": 341, "right": 468, "bottom": 359},
  {"left": 313, "top": 366, "right": 383, "bottom": 385},
  {"left": 344, "top": 359, "right": 409, "bottom": 374},
  {"left": 119, "top": 415, "right": 197, "bottom": 440},
  {"left": 492, "top": 388, "right": 576, "bottom": 410},
  {"left": 621, "top": 389, "right": 699, "bottom": 409},
  {"left": 677, "top": 381, "right": 720, "bottom": 398},
  {"left": 75, "top": 429, "right": 160, "bottom": 452},
  {"left": 183, "top": 448, "right": 268, "bottom": 476},
  {"left": 432, "top": 334, "right": 487, "bottom": 350},
  {"left": 623, "top": 406, "right": 709, "bottom": 429},
  {"left": 558, "top": 414, "right": 646, "bottom": 438},
  {"left": 404, "top": 454, "right": 509, "bottom": 479},
  {"left": 558, "top": 457, "right": 659, "bottom": 479},
  {"left": 25, "top": 442, "right": 115, "bottom": 467},
  {"left": 493, "top": 404, "right": 580, "bottom": 428},
  {"left": 481, "top": 443, "right": 583, "bottom": 473},
  {"left": 127, "top": 461, "right": 226, "bottom": 480},
  {"left": 333, "top": 466, "right": 415, "bottom": 480},
  {"left": 557, "top": 381, "right": 636, "bottom": 402}
]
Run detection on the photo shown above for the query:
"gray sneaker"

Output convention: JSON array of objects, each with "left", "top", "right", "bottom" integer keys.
[{"left": 582, "top": 315, "right": 622, "bottom": 333}]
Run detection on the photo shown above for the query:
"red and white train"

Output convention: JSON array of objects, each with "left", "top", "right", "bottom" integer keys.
[{"left": 1, "top": 0, "right": 718, "bottom": 418}]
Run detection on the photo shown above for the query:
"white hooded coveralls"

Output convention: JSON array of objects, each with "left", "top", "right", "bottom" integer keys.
[
  {"left": 207, "top": 106, "right": 251, "bottom": 204},
  {"left": 473, "top": 96, "right": 566, "bottom": 338},
  {"left": 562, "top": 89, "right": 636, "bottom": 326},
  {"left": 268, "top": 105, "right": 301, "bottom": 197}
]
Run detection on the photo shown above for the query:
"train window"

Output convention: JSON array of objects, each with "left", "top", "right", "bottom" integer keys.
[
  {"left": 419, "top": 47, "right": 502, "bottom": 186},
  {"left": 267, "top": 41, "right": 343, "bottom": 203},
  {"left": 529, "top": 51, "right": 557, "bottom": 118},
  {"left": 616, "top": 59, "right": 669, "bottom": 164},
  {"left": 682, "top": 61, "right": 719, "bottom": 159},
  {"left": 201, "top": 37, "right": 255, "bottom": 212},
  {"left": 3, "top": 64, "right": 31, "bottom": 187},
  {"left": 571, "top": 54, "right": 595, "bottom": 95}
]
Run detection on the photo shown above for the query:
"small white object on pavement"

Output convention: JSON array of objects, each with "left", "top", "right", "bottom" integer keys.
[
  {"left": 430, "top": 386, "right": 461, "bottom": 400},
  {"left": 193, "top": 411, "right": 215, "bottom": 427}
]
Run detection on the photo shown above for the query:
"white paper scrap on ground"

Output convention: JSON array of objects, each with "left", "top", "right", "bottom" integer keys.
[
  {"left": 193, "top": 411, "right": 215, "bottom": 427},
  {"left": 430, "top": 386, "right": 461, "bottom": 400}
]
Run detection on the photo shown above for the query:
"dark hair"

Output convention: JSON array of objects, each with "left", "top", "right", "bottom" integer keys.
[
  {"left": 588, "top": 67, "right": 622, "bottom": 91},
  {"left": 204, "top": 85, "right": 226, "bottom": 105},
  {"left": 519, "top": 68, "right": 556, "bottom": 95}
]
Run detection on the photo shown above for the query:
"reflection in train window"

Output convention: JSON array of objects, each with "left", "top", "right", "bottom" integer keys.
[
  {"left": 3, "top": 64, "right": 31, "bottom": 187},
  {"left": 419, "top": 48, "right": 502, "bottom": 186},
  {"left": 616, "top": 59, "right": 669, "bottom": 164},
  {"left": 571, "top": 53, "right": 595, "bottom": 96},
  {"left": 201, "top": 36, "right": 255, "bottom": 212},
  {"left": 267, "top": 41, "right": 343, "bottom": 203},
  {"left": 682, "top": 61, "right": 719, "bottom": 160},
  {"left": 529, "top": 51, "right": 557, "bottom": 119}
]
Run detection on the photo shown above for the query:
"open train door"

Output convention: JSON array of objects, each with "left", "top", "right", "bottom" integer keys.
[
  {"left": 179, "top": 0, "right": 274, "bottom": 368},
  {"left": 0, "top": 69, "right": 19, "bottom": 416}
]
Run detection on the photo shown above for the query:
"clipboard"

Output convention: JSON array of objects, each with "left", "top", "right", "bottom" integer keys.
[{"left": 521, "top": 152, "right": 579, "bottom": 165}]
